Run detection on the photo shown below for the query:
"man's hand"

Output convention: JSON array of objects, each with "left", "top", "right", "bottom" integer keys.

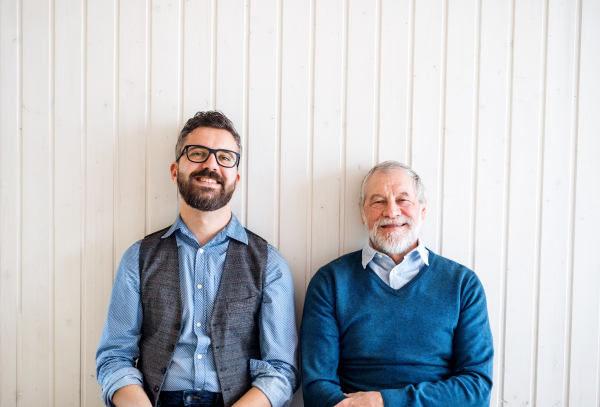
[{"left": 333, "top": 392, "right": 384, "bottom": 407}]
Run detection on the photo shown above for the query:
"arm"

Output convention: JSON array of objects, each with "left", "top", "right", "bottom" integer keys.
[
  {"left": 246, "top": 245, "right": 300, "bottom": 407},
  {"left": 96, "top": 242, "right": 146, "bottom": 407},
  {"left": 300, "top": 269, "right": 347, "bottom": 407},
  {"left": 377, "top": 274, "right": 494, "bottom": 407},
  {"left": 112, "top": 385, "right": 152, "bottom": 407}
]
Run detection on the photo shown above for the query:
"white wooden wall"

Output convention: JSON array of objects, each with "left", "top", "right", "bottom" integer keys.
[{"left": 1, "top": 0, "right": 599, "bottom": 406}]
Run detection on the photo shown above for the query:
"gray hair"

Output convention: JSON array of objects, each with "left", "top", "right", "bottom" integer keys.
[
  {"left": 359, "top": 161, "right": 426, "bottom": 207},
  {"left": 175, "top": 110, "right": 242, "bottom": 160}
]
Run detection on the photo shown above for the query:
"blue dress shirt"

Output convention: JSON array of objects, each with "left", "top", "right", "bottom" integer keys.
[
  {"left": 361, "top": 239, "right": 429, "bottom": 289},
  {"left": 96, "top": 214, "right": 299, "bottom": 407}
]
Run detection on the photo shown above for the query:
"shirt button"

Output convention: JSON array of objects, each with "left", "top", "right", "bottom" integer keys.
[
  {"left": 199, "top": 248, "right": 204, "bottom": 254},
  {"left": 197, "top": 284, "right": 202, "bottom": 289},
  {"left": 196, "top": 322, "right": 201, "bottom": 327},
  {"left": 197, "top": 388, "right": 202, "bottom": 391},
  {"left": 197, "top": 354, "right": 203, "bottom": 359}
]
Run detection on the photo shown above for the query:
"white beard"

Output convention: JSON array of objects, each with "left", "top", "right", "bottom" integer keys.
[{"left": 368, "top": 215, "right": 421, "bottom": 255}]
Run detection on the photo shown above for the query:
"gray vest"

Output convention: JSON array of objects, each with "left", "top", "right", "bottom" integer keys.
[{"left": 137, "top": 226, "right": 267, "bottom": 407}]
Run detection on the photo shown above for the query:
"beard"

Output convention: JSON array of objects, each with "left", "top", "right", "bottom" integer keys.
[
  {"left": 177, "top": 168, "right": 236, "bottom": 211},
  {"left": 368, "top": 215, "right": 421, "bottom": 256}
]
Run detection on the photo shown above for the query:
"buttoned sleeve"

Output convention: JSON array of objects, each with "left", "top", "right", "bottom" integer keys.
[
  {"left": 249, "top": 244, "right": 300, "bottom": 407},
  {"left": 95, "top": 241, "right": 144, "bottom": 407}
]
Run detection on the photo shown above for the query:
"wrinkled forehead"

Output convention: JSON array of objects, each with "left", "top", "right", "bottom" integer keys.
[{"left": 365, "top": 169, "right": 417, "bottom": 200}]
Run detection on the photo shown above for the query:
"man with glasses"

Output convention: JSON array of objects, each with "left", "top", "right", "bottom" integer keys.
[{"left": 96, "top": 111, "right": 299, "bottom": 407}]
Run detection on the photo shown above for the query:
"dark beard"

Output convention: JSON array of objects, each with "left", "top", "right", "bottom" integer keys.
[{"left": 177, "top": 168, "right": 236, "bottom": 211}]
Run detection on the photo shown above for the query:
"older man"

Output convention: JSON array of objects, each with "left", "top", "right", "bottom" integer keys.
[
  {"left": 96, "top": 111, "right": 299, "bottom": 407},
  {"left": 300, "top": 161, "right": 493, "bottom": 407}
]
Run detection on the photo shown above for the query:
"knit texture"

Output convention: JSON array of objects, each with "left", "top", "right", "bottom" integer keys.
[{"left": 301, "top": 249, "right": 493, "bottom": 407}]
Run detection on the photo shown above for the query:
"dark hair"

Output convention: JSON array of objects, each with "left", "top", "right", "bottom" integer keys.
[{"left": 175, "top": 111, "right": 242, "bottom": 160}]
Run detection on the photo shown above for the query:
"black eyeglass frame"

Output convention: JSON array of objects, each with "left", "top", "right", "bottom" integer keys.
[{"left": 176, "top": 145, "right": 241, "bottom": 168}]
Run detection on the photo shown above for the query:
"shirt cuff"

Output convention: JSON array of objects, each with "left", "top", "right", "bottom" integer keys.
[
  {"left": 101, "top": 367, "right": 144, "bottom": 407},
  {"left": 250, "top": 359, "right": 297, "bottom": 407}
]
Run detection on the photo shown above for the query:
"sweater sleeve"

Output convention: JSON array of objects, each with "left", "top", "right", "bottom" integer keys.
[
  {"left": 300, "top": 269, "right": 347, "bottom": 407},
  {"left": 379, "top": 273, "right": 494, "bottom": 407}
]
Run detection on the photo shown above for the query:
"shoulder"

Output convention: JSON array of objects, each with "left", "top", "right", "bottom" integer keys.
[
  {"left": 307, "top": 250, "right": 362, "bottom": 289},
  {"left": 427, "top": 250, "right": 487, "bottom": 303}
]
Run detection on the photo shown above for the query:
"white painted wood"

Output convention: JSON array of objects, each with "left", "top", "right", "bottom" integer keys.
[
  {"left": 246, "top": 0, "right": 279, "bottom": 245},
  {"left": 441, "top": 0, "right": 477, "bottom": 268},
  {"left": 410, "top": 0, "right": 444, "bottom": 252},
  {"left": 473, "top": 1, "right": 511, "bottom": 405},
  {"left": 147, "top": 0, "right": 181, "bottom": 233},
  {"left": 536, "top": 0, "right": 578, "bottom": 405},
  {"left": 2, "top": 1, "right": 600, "bottom": 406},
  {"left": 0, "top": 1, "right": 19, "bottom": 405},
  {"left": 116, "top": 0, "right": 147, "bottom": 264},
  {"left": 182, "top": 0, "right": 213, "bottom": 116},
  {"left": 378, "top": 0, "right": 411, "bottom": 164},
  {"left": 343, "top": 0, "right": 377, "bottom": 254},
  {"left": 310, "top": 0, "right": 345, "bottom": 277},
  {"left": 278, "top": 2, "right": 312, "bottom": 405},
  {"left": 20, "top": 0, "right": 51, "bottom": 404},
  {"left": 568, "top": 1, "right": 600, "bottom": 405},
  {"left": 83, "top": 0, "right": 116, "bottom": 405},
  {"left": 54, "top": 0, "right": 83, "bottom": 404},
  {"left": 215, "top": 0, "right": 247, "bottom": 224},
  {"left": 502, "top": 0, "right": 545, "bottom": 405}
]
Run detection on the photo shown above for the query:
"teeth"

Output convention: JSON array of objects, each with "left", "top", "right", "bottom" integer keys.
[{"left": 199, "top": 178, "right": 217, "bottom": 183}]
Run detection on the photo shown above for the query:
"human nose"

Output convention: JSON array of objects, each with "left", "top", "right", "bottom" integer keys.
[
  {"left": 382, "top": 201, "right": 402, "bottom": 218},
  {"left": 200, "top": 151, "right": 221, "bottom": 171}
]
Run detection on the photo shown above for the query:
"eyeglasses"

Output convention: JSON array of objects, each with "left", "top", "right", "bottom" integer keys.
[{"left": 177, "top": 145, "right": 240, "bottom": 168}]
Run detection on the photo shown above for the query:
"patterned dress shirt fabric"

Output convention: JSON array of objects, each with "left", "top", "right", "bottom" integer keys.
[
  {"left": 361, "top": 239, "right": 429, "bottom": 289},
  {"left": 96, "top": 214, "right": 299, "bottom": 407}
]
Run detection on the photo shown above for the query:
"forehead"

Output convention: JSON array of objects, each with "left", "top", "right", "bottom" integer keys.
[
  {"left": 365, "top": 169, "right": 416, "bottom": 199},
  {"left": 185, "top": 127, "right": 238, "bottom": 151}
]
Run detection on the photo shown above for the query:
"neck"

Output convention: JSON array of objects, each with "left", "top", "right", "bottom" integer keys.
[
  {"left": 179, "top": 200, "right": 232, "bottom": 247},
  {"left": 372, "top": 239, "right": 419, "bottom": 265}
]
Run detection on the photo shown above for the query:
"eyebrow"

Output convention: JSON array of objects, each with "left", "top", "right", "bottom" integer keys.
[{"left": 368, "top": 191, "right": 411, "bottom": 201}]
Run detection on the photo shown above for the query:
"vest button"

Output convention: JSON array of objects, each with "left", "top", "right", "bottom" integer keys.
[
  {"left": 153, "top": 386, "right": 159, "bottom": 392},
  {"left": 169, "top": 344, "right": 175, "bottom": 352},
  {"left": 160, "top": 367, "right": 167, "bottom": 374},
  {"left": 174, "top": 323, "right": 181, "bottom": 330}
]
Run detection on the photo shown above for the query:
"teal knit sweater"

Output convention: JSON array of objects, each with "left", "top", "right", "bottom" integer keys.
[{"left": 300, "top": 249, "right": 493, "bottom": 407}]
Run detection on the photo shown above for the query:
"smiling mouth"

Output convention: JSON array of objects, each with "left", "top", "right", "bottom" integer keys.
[
  {"left": 195, "top": 176, "right": 220, "bottom": 185},
  {"left": 380, "top": 223, "right": 408, "bottom": 228}
]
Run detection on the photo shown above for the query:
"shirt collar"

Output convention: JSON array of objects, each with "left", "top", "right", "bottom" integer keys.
[
  {"left": 361, "top": 238, "right": 429, "bottom": 269},
  {"left": 161, "top": 213, "right": 248, "bottom": 246}
]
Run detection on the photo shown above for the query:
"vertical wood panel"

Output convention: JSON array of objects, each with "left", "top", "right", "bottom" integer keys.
[
  {"left": 311, "top": 0, "right": 345, "bottom": 276},
  {"left": 502, "top": 0, "right": 545, "bottom": 404},
  {"left": 147, "top": 0, "right": 180, "bottom": 233},
  {"left": 3, "top": 2, "right": 600, "bottom": 406},
  {"left": 215, "top": 0, "right": 246, "bottom": 222},
  {"left": 246, "top": 0, "right": 279, "bottom": 244},
  {"left": 536, "top": 0, "right": 578, "bottom": 405},
  {"left": 182, "top": 0, "right": 213, "bottom": 116},
  {"left": 343, "top": 0, "right": 377, "bottom": 254},
  {"left": 83, "top": 0, "right": 115, "bottom": 404},
  {"left": 474, "top": 0, "right": 510, "bottom": 405},
  {"left": 54, "top": 0, "right": 83, "bottom": 404},
  {"left": 0, "top": 0, "right": 19, "bottom": 405},
  {"left": 378, "top": 0, "right": 410, "bottom": 164},
  {"left": 278, "top": 1, "right": 312, "bottom": 404},
  {"left": 441, "top": 0, "right": 477, "bottom": 267},
  {"left": 410, "top": 0, "right": 443, "bottom": 251},
  {"left": 21, "top": 0, "right": 52, "bottom": 403},
  {"left": 116, "top": 0, "right": 147, "bottom": 262},
  {"left": 568, "top": 0, "right": 600, "bottom": 405}
]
